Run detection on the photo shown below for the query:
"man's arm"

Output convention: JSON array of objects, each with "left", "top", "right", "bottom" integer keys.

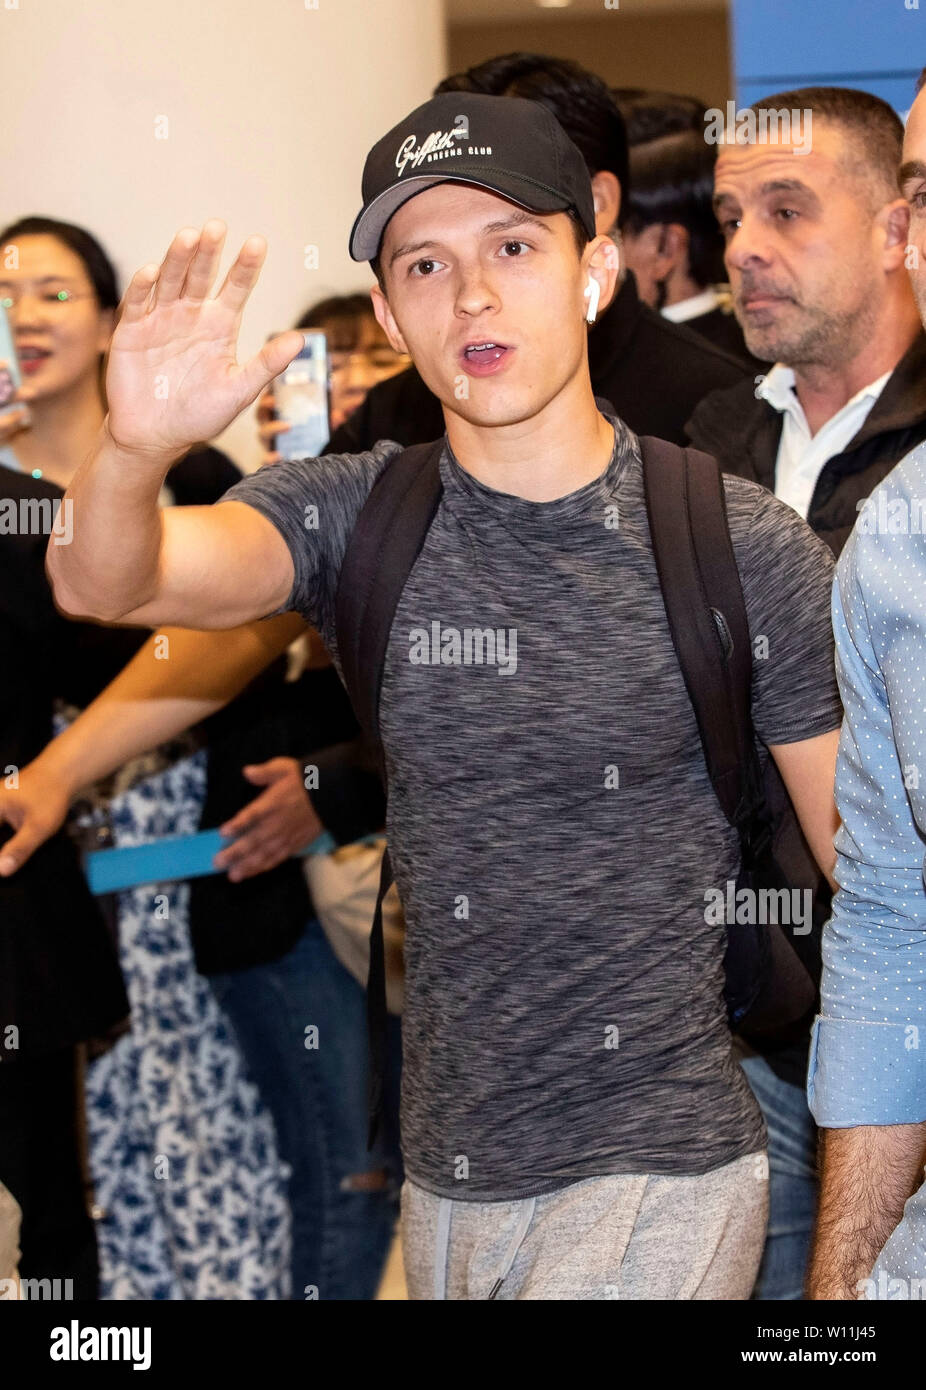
[
  {"left": 770, "top": 728, "right": 840, "bottom": 891},
  {"left": 809, "top": 1123, "right": 926, "bottom": 1299},
  {"left": 807, "top": 532, "right": 926, "bottom": 1298},
  {"left": 46, "top": 221, "right": 305, "bottom": 628}
]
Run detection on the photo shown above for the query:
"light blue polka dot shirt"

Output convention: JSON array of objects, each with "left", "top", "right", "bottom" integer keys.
[{"left": 808, "top": 442, "right": 926, "bottom": 1292}]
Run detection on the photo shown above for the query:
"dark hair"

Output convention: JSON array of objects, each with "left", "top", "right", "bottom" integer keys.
[
  {"left": 611, "top": 88, "right": 707, "bottom": 147},
  {"left": 435, "top": 52, "right": 628, "bottom": 222},
  {"left": 0, "top": 215, "right": 120, "bottom": 309},
  {"left": 624, "top": 130, "right": 725, "bottom": 288},
  {"left": 296, "top": 292, "right": 379, "bottom": 348},
  {"left": 369, "top": 205, "right": 589, "bottom": 293},
  {"left": 749, "top": 86, "right": 904, "bottom": 204},
  {"left": 917, "top": 67, "right": 926, "bottom": 95}
]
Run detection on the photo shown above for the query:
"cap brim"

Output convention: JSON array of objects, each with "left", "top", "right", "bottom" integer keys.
[{"left": 349, "top": 168, "right": 577, "bottom": 262}]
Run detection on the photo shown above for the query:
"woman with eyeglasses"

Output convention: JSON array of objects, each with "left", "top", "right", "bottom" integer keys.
[{"left": 0, "top": 216, "right": 291, "bottom": 1299}]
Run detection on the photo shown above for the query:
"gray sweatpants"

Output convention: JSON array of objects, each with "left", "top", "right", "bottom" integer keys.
[{"left": 401, "top": 1151, "right": 768, "bottom": 1300}]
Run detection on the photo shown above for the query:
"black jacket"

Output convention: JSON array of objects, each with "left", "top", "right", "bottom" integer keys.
[
  {"left": 686, "top": 330, "right": 926, "bottom": 556},
  {"left": 681, "top": 304, "right": 766, "bottom": 374},
  {"left": 0, "top": 467, "right": 146, "bottom": 1059},
  {"left": 189, "top": 663, "right": 384, "bottom": 975},
  {"left": 327, "top": 271, "right": 748, "bottom": 453}
]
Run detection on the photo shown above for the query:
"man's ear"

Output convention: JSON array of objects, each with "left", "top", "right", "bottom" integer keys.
[
  {"left": 583, "top": 233, "right": 621, "bottom": 317},
  {"left": 370, "top": 283, "right": 410, "bottom": 354},
  {"left": 591, "top": 170, "right": 621, "bottom": 236},
  {"left": 660, "top": 223, "right": 691, "bottom": 275},
  {"left": 879, "top": 197, "right": 911, "bottom": 270}
]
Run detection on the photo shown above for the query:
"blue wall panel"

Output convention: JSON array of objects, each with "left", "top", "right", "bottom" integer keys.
[{"left": 730, "top": 0, "right": 924, "bottom": 114}]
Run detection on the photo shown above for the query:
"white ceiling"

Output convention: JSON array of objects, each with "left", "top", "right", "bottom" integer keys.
[{"left": 446, "top": 0, "right": 724, "bottom": 24}]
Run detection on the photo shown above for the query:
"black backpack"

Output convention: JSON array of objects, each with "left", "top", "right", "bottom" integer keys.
[{"left": 334, "top": 431, "right": 820, "bottom": 1144}]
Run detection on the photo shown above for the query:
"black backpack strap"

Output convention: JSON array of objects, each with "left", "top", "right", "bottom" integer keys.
[
  {"left": 333, "top": 438, "right": 444, "bottom": 1147},
  {"left": 640, "top": 435, "right": 767, "bottom": 852},
  {"left": 335, "top": 440, "right": 445, "bottom": 747}
]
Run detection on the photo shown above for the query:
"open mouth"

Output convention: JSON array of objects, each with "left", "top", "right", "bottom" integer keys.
[
  {"left": 460, "top": 341, "right": 513, "bottom": 376},
  {"left": 18, "top": 347, "right": 52, "bottom": 373}
]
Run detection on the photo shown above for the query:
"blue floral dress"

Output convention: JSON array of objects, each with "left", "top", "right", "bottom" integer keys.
[{"left": 55, "top": 711, "right": 292, "bottom": 1299}]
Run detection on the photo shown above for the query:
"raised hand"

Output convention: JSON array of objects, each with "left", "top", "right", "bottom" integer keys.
[{"left": 104, "top": 220, "right": 305, "bottom": 462}]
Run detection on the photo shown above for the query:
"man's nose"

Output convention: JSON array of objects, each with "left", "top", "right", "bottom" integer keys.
[
  {"left": 724, "top": 211, "right": 772, "bottom": 274},
  {"left": 453, "top": 262, "right": 500, "bottom": 316}
]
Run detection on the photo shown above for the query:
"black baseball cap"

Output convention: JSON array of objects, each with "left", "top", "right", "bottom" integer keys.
[{"left": 349, "top": 92, "right": 597, "bottom": 262}]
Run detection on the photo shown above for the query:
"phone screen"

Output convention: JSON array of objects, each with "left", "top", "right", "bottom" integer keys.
[
  {"left": 274, "top": 331, "right": 330, "bottom": 462},
  {"left": 0, "top": 303, "right": 21, "bottom": 410}
]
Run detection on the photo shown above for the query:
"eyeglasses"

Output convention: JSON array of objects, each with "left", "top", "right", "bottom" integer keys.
[
  {"left": 0, "top": 288, "right": 97, "bottom": 310},
  {"left": 328, "top": 349, "right": 411, "bottom": 376}
]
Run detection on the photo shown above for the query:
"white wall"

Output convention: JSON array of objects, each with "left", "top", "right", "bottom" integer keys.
[{"left": 3, "top": 0, "right": 447, "bottom": 470}]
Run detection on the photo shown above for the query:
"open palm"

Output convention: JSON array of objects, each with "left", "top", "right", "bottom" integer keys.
[{"left": 105, "top": 220, "right": 305, "bottom": 459}]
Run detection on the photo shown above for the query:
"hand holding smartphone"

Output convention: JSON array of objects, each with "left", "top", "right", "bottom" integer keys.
[{"left": 271, "top": 330, "right": 330, "bottom": 462}]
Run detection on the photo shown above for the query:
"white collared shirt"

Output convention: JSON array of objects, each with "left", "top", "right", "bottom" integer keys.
[
  {"left": 661, "top": 287, "right": 724, "bottom": 325},
  {"left": 756, "top": 362, "right": 891, "bottom": 519}
]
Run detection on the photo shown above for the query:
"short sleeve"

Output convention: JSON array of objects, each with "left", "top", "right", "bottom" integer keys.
[
  {"left": 217, "top": 441, "right": 401, "bottom": 643},
  {"left": 724, "top": 477, "right": 842, "bottom": 746}
]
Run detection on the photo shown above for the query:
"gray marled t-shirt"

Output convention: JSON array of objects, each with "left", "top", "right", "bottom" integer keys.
[{"left": 221, "top": 412, "right": 841, "bottom": 1201}]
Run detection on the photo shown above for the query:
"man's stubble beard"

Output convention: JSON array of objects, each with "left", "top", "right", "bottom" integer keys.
[{"left": 738, "top": 274, "right": 881, "bottom": 371}]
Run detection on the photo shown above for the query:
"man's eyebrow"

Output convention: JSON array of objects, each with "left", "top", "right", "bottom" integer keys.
[
  {"left": 388, "top": 211, "right": 554, "bottom": 268},
  {"left": 900, "top": 160, "right": 926, "bottom": 187},
  {"left": 713, "top": 178, "right": 816, "bottom": 212},
  {"left": 758, "top": 178, "right": 814, "bottom": 197}
]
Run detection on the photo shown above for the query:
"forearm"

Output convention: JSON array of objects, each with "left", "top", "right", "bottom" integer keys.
[
  {"left": 808, "top": 1122, "right": 926, "bottom": 1298},
  {"left": 770, "top": 729, "right": 841, "bottom": 891},
  {"left": 29, "top": 613, "right": 306, "bottom": 800},
  {"left": 47, "top": 421, "right": 178, "bottom": 621}
]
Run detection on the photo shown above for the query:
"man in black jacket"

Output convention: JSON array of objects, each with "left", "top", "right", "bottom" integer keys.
[
  {"left": 688, "top": 88, "right": 924, "bottom": 556},
  {"left": 326, "top": 53, "right": 747, "bottom": 456},
  {"left": 686, "top": 85, "right": 925, "bottom": 1301}
]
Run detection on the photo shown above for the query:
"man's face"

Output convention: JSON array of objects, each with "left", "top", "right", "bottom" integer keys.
[
  {"left": 900, "top": 90, "right": 926, "bottom": 325},
  {"left": 713, "top": 123, "right": 890, "bottom": 367},
  {"left": 370, "top": 183, "right": 596, "bottom": 429}
]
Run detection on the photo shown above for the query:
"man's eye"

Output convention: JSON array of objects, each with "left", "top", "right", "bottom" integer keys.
[
  {"left": 499, "top": 240, "right": 530, "bottom": 256},
  {"left": 775, "top": 207, "right": 799, "bottom": 222},
  {"left": 409, "top": 258, "right": 439, "bottom": 277}
]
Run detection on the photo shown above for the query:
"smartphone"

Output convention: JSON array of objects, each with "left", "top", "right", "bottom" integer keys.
[
  {"left": 273, "top": 330, "right": 330, "bottom": 461},
  {"left": 0, "top": 303, "right": 22, "bottom": 409}
]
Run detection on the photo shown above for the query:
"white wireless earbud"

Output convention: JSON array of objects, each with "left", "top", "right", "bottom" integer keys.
[{"left": 583, "top": 276, "right": 600, "bottom": 324}]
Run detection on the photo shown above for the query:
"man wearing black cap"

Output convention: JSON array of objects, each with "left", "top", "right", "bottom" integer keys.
[
  {"left": 48, "top": 93, "right": 842, "bottom": 1299},
  {"left": 323, "top": 53, "right": 748, "bottom": 456}
]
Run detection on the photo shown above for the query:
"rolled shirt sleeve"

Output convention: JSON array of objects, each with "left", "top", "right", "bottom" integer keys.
[{"left": 808, "top": 449, "right": 926, "bottom": 1127}]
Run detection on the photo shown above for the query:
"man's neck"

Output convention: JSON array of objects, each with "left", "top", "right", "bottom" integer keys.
[
  {"left": 791, "top": 299, "right": 921, "bottom": 437},
  {"left": 443, "top": 370, "right": 615, "bottom": 502},
  {"left": 12, "top": 375, "right": 106, "bottom": 488}
]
